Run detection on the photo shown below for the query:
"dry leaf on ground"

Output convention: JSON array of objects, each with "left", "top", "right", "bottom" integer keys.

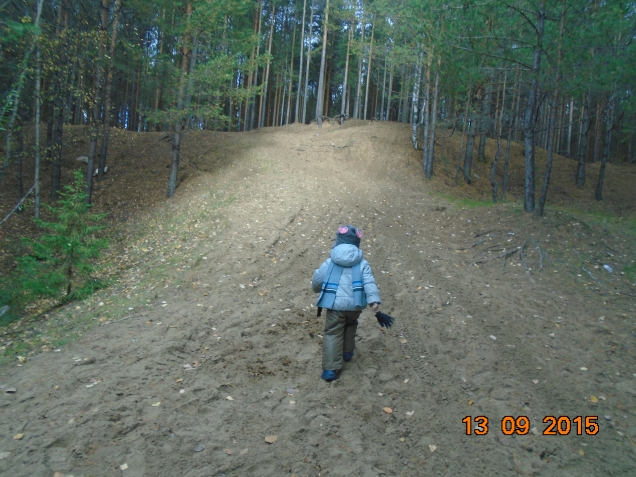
[{"left": 265, "top": 435, "right": 278, "bottom": 444}]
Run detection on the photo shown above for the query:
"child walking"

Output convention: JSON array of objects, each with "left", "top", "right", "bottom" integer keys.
[{"left": 312, "top": 225, "right": 381, "bottom": 381}]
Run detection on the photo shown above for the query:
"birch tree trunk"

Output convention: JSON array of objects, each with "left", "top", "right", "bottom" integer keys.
[{"left": 411, "top": 50, "right": 422, "bottom": 149}]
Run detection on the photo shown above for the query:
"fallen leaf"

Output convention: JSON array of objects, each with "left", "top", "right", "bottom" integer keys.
[
  {"left": 400, "top": 339, "right": 407, "bottom": 344},
  {"left": 17, "top": 356, "right": 26, "bottom": 363},
  {"left": 468, "top": 400, "right": 474, "bottom": 406},
  {"left": 490, "top": 335, "right": 497, "bottom": 341},
  {"left": 590, "top": 395, "right": 598, "bottom": 403},
  {"left": 580, "top": 367, "right": 588, "bottom": 371},
  {"left": 226, "top": 396, "right": 234, "bottom": 401},
  {"left": 383, "top": 407, "right": 393, "bottom": 414},
  {"left": 194, "top": 444, "right": 205, "bottom": 452},
  {"left": 404, "top": 379, "right": 410, "bottom": 384},
  {"left": 578, "top": 449, "right": 585, "bottom": 456},
  {"left": 5, "top": 387, "right": 16, "bottom": 394},
  {"left": 240, "top": 448, "right": 249, "bottom": 455},
  {"left": 13, "top": 434, "right": 24, "bottom": 440},
  {"left": 176, "top": 378, "right": 183, "bottom": 383},
  {"left": 152, "top": 402, "right": 161, "bottom": 407},
  {"left": 429, "top": 444, "right": 437, "bottom": 453},
  {"left": 224, "top": 448, "right": 233, "bottom": 455},
  {"left": 0, "top": 452, "right": 10, "bottom": 460},
  {"left": 406, "top": 411, "right": 414, "bottom": 417},
  {"left": 53, "top": 472, "right": 65, "bottom": 477},
  {"left": 120, "top": 463, "right": 129, "bottom": 470},
  {"left": 265, "top": 435, "right": 278, "bottom": 444}
]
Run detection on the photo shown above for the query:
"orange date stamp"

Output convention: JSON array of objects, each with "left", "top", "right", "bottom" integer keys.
[{"left": 462, "top": 416, "right": 600, "bottom": 436}]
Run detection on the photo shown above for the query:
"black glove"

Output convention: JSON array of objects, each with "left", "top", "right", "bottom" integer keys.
[{"left": 375, "top": 312, "right": 395, "bottom": 328}]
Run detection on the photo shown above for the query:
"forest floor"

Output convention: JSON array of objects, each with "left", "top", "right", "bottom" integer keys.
[{"left": 0, "top": 119, "right": 636, "bottom": 476}]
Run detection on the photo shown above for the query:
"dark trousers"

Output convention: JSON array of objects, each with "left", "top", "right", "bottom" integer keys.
[{"left": 322, "top": 309, "right": 361, "bottom": 370}]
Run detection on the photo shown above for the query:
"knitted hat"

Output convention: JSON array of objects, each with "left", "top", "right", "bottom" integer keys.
[{"left": 333, "top": 225, "right": 363, "bottom": 248}]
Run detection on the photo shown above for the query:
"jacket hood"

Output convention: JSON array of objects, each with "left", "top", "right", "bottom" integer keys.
[{"left": 330, "top": 244, "right": 363, "bottom": 267}]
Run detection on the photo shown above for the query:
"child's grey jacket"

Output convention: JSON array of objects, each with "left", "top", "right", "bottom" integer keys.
[{"left": 312, "top": 244, "right": 381, "bottom": 311}]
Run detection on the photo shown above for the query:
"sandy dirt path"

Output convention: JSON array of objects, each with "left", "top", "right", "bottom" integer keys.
[{"left": 1, "top": 121, "right": 635, "bottom": 476}]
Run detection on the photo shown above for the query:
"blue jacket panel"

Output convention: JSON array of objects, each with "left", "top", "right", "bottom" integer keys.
[{"left": 312, "top": 244, "right": 381, "bottom": 311}]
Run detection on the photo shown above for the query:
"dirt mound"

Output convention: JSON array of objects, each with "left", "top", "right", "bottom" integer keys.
[{"left": 0, "top": 121, "right": 635, "bottom": 476}]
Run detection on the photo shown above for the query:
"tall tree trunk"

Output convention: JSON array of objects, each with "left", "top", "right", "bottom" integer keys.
[
  {"left": 315, "top": 0, "right": 330, "bottom": 127},
  {"left": 380, "top": 55, "right": 387, "bottom": 121},
  {"left": 464, "top": 111, "right": 476, "bottom": 183},
  {"left": 302, "top": 0, "right": 314, "bottom": 124},
  {"left": 86, "top": 0, "right": 111, "bottom": 204},
  {"left": 167, "top": 2, "right": 192, "bottom": 198},
  {"left": 522, "top": 0, "right": 546, "bottom": 212},
  {"left": 537, "top": 0, "right": 566, "bottom": 216},
  {"left": 249, "top": 1, "right": 263, "bottom": 131},
  {"left": 295, "top": 0, "right": 307, "bottom": 122},
  {"left": 259, "top": 3, "right": 276, "bottom": 128},
  {"left": 456, "top": 88, "right": 472, "bottom": 185},
  {"left": 98, "top": 0, "right": 121, "bottom": 182},
  {"left": 503, "top": 67, "right": 520, "bottom": 201},
  {"left": 411, "top": 49, "right": 422, "bottom": 149},
  {"left": 592, "top": 98, "right": 603, "bottom": 162},
  {"left": 386, "top": 62, "right": 394, "bottom": 121},
  {"left": 35, "top": 41, "right": 42, "bottom": 219},
  {"left": 477, "top": 82, "right": 491, "bottom": 161},
  {"left": 363, "top": 18, "right": 374, "bottom": 120},
  {"left": 340, "top": 26, "right": 352, "bottom": 124},
  {"left": 50, "top": 0, "right": 67, "bottom": 200},
  {"left": 424, "top": 66, "right": 439, "bottom": 179},
  {"left": 354, "top": 17, "right": 365, "bottom": 119},
  {"left": 421, "top": 54, "right": 431, "bottom": 154},
  {"left": 2, "top": 0, "right": 44, "bottom": 185},
  {"left": 595, "top": 95, "right": 617, "bottom": 201},
  {"left": 576, "top": 91, "right": 590, "bottom": 188},
  {"left": 286, "top": 11, "right": 297, "bottom": 125},
  {"left": 490, "top": 70, "right": 507, "bottom": 203},
  {"left": 567, "top": 97, "right": 574, "bottom": 157}
]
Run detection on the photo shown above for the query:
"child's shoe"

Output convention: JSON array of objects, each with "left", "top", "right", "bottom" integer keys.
[
  {"left": 343, "top": 351, "right": 354, "bottom": 362},
  {"left": 321, "top": 370, "right": 337, "bottom": 382}
]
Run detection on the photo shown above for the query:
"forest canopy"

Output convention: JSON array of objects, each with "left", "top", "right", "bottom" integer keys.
[{"left": 1, "top": 0, "right": 635, "bottom": 212}]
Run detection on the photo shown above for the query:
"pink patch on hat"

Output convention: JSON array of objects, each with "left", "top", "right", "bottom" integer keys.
[
  {"left": 355, "top": 229, "right": 363, "bottom": 239},
  {"left": 338, "top": 226, "right": 349, "bottom": 235}
]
